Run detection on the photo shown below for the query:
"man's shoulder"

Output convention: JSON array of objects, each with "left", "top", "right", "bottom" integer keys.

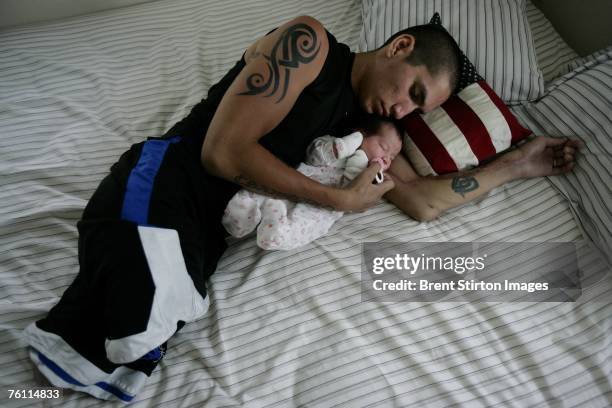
[
  {"left": 292, "top": 16, "right": 345, "bottom": 50},
  {"left": 290, "top": 16, "right": 328, "bottom": 39},
  {"left": 243, "top": 16, "right": 331, "bottom": 88},
  {"left": 268, "top": 15, "right": 331, "bottom": 51}
]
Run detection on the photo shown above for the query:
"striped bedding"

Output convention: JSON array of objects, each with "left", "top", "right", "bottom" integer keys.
[
  {"left": 512, "top": 45, "right": 612, "bottom": 266},
  {"left": 1, "top": 0, "right": 610, "bottom": 407},
  {"left": 525, "top": 0, "right": 579, "bottom": 83},
  {"left": 358, "top": 0, "right": 546, "bottom": 104}
]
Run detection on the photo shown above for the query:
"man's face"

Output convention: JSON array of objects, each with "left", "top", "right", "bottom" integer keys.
[{"left": 360, "top": 35, "right": 452, "bottom": 120}]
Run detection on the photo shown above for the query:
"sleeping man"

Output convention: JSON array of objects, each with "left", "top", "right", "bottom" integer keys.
[{"left": 23, "top": 15, "right": 581, "bottom": 402}]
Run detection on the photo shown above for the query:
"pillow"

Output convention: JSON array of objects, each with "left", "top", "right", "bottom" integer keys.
[
  {"left": 401, "top": 80, "right": 532, "bottom": 176},
  {"left": 359, "top": 0, "right": 545, "bottom": 104},
  {"left": 399, "top": 12, "right": 532, "bottom": 176},
  {"left": 428, "top": 12, "right": 483, "bottom": 93},
  {"left": 525, "top": 0, "right": 579, "bottom": 83},
  {"left": 563, "top": 45, "right": 612, "bottom": 75}
]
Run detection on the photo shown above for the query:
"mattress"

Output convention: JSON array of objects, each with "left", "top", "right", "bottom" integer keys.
[{"left": 1, "top": 0, "right": 610, "bottom": 406}]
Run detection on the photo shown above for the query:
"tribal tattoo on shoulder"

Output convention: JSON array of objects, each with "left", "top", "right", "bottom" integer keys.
[
  {"left": 451, "top": 175, "right": 479, "bottom": 197},
  {"left": 237, "top": 23, "right": 321, "bottom": 103}
]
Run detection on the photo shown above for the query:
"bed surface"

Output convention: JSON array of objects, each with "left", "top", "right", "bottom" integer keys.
[{"left": 1, "top": 0, "right": 610, "bottom": 406}]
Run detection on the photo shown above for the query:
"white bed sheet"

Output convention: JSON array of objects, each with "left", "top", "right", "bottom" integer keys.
[{"left": 1, "top": 0, "right": 610, "bottom": 407}]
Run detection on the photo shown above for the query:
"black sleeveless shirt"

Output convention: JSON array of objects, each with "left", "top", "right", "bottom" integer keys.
[{"left": 165, "top": 30, "right": 360, "bottom": 234}]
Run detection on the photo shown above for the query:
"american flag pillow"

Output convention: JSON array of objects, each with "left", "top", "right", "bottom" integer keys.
[{"left": 401, "top": 80, "right": 532, "bottom": 176}]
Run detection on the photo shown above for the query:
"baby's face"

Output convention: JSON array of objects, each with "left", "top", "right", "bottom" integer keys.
[{"left": 360, "top": 123, "right": 402, "bottom": 170}]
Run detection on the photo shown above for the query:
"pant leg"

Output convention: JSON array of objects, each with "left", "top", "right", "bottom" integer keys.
[{"left": 23, "top": 137, "right": 214, "bottom": 403}]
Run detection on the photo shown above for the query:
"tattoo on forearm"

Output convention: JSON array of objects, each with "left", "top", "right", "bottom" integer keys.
[
  {"left": 451, "top": 175, "right": 479, "bottom": 197},
  {"left": 233, "top": 174, "right": 336, "bottom": 210},
  {"left": 237, "top": 23, "right": 320, "bottom": 103}
]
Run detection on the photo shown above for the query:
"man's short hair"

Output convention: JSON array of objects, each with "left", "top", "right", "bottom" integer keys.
[{"left": 382, "top": 24, "right": 461, "bottom": 92}]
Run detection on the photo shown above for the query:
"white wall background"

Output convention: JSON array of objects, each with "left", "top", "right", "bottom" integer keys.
[{"left": 533, "top": 0, "right": 612, "bottom": 56}]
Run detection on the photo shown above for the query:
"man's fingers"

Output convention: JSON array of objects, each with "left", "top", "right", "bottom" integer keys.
[
  {"left": 567, "top": 139, "right": 584, "bottom": 149},
  {"left": 355, "top": 162, "right": 383, "bottom": 184},
  {"left": 542, "top": 136, "right": 583, "bottom": 152},
  {"left": 556, "top": 142, "right": 578, "bottom": 156},
  {"left": 346, "top": 167, "right": 395, "bottom": 212},
  {"left": 556, "top": 161, "right": 575, "bottom": 174},
  {"left": 557, "top": 141, "right": 579, "bottom": 166},
  {"left": 544, "top": 137, "right": 583, "bottom": 169},
  {"left": 542, "top": 135, "right": 569, "bottom": 147},
  {"left": 377, "top": 178, "right": 395, "bottom": 193},
  {"left": 553, "top": 150, "right": 576, "bottom": 165},
  {"left": 366, "top": 161, "right": 383, "bottom": 174}
]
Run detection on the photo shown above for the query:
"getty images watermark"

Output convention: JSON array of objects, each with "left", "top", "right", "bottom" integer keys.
[{"left": 361, "top": 242, "right": 611, "bottom": 302}]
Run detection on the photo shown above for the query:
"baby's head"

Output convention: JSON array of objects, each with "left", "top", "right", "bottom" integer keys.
[{"left": 355, "top": 114, "right": 403, "bottom": 171}]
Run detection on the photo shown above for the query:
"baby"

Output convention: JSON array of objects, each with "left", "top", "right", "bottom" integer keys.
[{"left": 222, "top": 115, "right": 403, "bottom": 250}]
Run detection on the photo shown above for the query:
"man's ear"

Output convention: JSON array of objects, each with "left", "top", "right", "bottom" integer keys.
[{"left": 387, "top": 34, "right": 415, "bottom": 58}]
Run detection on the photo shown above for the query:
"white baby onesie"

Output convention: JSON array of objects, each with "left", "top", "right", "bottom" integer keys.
[{"left": 222, "top": 131, "right": 368, "bottom": 250}]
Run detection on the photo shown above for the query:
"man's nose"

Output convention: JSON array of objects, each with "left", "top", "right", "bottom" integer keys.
[{"left": 391, "top": 100, "right": 416, "bottom": 119}]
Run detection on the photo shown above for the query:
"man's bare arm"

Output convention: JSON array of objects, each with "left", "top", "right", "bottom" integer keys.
[
  {"left": 385, "top": 136, "right": 581, "bottom": 221},
  {"left": 201, "top": 16, "right": 393, "bottom": 212}
]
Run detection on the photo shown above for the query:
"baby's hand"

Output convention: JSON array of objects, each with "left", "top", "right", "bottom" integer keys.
[
  {"left": 337, "top": 131, "right": 364, "bottom": 159},
  {"left": 343, "top": 149, "right": 369, "bottom": 182}
]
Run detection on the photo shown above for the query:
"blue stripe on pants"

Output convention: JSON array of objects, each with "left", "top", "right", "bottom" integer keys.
[
  {"left": 36, "top": 350, "right": 135, "bottom": 402},
  {"left": 121, "top": 137, "right": 180, "bottom": 225}
]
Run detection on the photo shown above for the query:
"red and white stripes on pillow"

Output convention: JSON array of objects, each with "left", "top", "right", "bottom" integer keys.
[{"left": 401, "top": 80, "right": 532, "bottom": 176}]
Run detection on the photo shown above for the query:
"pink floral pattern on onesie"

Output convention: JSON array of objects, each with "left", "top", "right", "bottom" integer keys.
[{"left": 222, "top": 133, "right": 368, "bottom": 250}]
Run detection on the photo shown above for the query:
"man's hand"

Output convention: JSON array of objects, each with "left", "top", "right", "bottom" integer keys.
[
  {"left": 338, "top": 163, "right": 395, "bottom": 212},
  {"left": 505, "top": 136, "right": 582, "bottom": 179},
  {"left": 385, "top": 135, "right": 583, "bottom": 222}
]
